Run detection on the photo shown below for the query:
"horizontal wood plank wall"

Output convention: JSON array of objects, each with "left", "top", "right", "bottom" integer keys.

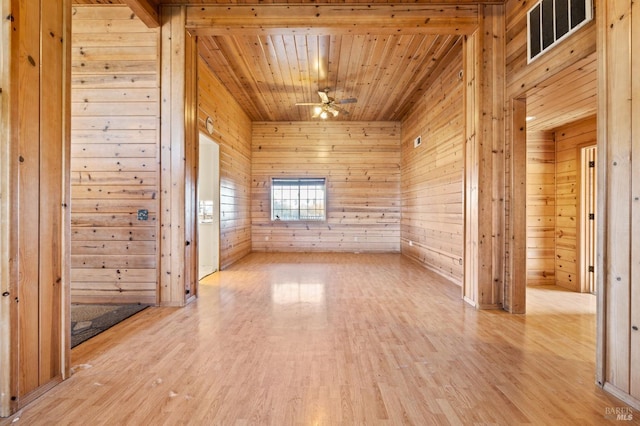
[
  {"left": 251, "top": 122, "right": 401, "bottom": 253},
  {"left": 197, "top": 56, "right": 252, "bottom": 269},
  {"left": 526, "top": 130, "right": 555, "bottom": 286},
  {"left": 504, "top": 0, "right": 596, "bottom": 309},
  {"left": 505, "top": 0, "right": 597, "bottom": 97},
  {"left": 70, "top": 5, "right": 159, "bottom": 304},
  {"left": 401, "top": 45, "right": 464, "bottom": 285},
  {"left": 554, "top": 116, "right": 597, "bottom": 292}
]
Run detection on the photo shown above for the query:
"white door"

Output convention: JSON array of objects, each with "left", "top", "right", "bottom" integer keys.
[{"left": 198, "top": 134, "right": 220, "bottom": 279}]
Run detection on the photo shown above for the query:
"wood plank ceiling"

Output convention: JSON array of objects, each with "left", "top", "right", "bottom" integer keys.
[
  {"left": 72, "top": 0, "right": 476, "bottom": 121},
  {"left": 198, "top": 33, "right": 461, "bottom": 121},
  {"left": 71, "top": 0, "right": 597, "bottom": 125}
]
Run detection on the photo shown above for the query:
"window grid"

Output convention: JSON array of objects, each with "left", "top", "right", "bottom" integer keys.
[
  {"left": 271, "top": 178, "right": 326, "bottom": 221},
  {"left": 527, "top": 0, "right": 593, "bottom": 63}
]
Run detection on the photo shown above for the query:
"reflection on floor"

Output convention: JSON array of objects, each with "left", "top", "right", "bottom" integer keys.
[{"left": 5, "top": 253, "right": 630, "bottom": 425}]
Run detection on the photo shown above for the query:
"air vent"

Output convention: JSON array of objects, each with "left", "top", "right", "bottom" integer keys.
[{"left": 527, "top": 0, "right": 593, "bottom": 63}]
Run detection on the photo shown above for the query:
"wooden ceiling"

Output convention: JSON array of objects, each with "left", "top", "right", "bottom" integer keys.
[
  {"left": 72, "top": 1, "right": 483, "bottom": 121},
  {"left": 71, "top": 0, "right": 598, "bottom": 126},
  {"left": 198, "top": 33, "right": 462, "bottom": 121},
  {"left": 71, "top": 1, "right": 596, "bottom": 125},
  {"left": 187, "top": 3, "right": 477, "bottom": 121}
]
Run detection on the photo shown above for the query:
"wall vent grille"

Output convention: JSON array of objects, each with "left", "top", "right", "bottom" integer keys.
[{"left": 527, "top": 0, "right": 593, "bottom": 63}]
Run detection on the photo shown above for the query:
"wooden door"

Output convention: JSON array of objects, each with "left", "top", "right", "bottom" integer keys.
[{"left": 580, "top": 145, "right": 597, "bottom": 294}]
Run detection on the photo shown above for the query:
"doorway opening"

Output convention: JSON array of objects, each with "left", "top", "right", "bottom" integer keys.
[
  {"left": 198, "top": 133, "right": 221, "bottom": 279},
  {"left": 517, "top": 52, "right": 598, "bottom": 381},
  {"left": 523, "top": 52, "right": 597, "bottom": 299}
]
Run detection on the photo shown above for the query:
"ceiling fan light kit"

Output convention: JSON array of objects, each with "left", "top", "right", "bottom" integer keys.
[{"left": 296, "top": 89, "right": 357, "bottom": 119}]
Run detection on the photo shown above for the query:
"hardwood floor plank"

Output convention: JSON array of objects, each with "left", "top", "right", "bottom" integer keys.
[{"left": 1, "top": 253, "right": 634, "bottom": 425}]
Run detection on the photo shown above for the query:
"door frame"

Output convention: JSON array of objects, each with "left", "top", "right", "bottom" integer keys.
[{"left": 197, "top": 132, "right": 221, "bottom": 279}]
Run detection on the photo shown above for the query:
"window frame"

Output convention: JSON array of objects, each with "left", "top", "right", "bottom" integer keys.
[
  {"left": 527, "top": 0, "right": 593, "bottom": 64},
  {"left": 270, "top": 177, "right": 327, "bottom": 222}
]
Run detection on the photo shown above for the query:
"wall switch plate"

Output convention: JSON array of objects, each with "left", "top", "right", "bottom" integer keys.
[{"left": 414, "top": 136, "right": 422, "bottom": 148}]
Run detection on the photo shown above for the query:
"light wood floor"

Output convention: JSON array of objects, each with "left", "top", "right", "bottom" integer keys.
[{"left": 2, "top": 253, "right": 635, "bottom": 425}]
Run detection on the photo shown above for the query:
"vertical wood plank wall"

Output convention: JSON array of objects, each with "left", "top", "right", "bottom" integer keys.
[
  {"left": 401, "top": 45, "right": 465, "bottom": 285},
  {"left": 251, "top": 122, "right": 401, "bottom": 253},
  {"left": 0, "top": 0, "right": 11, "bottom": 416},
  {"left": 159, "top": 6, "right": 191, "bottom": 305},
  {"left": 70, "top": 6, "right": 159, "bottom": 305},
  {"left": 197, "top": 55, "right": 252, "bottom": 269},
  {"left": 504, "top": 0, "right": 596, "bottom": 310},
  {"left": 0, "top": 0, "right": 70, "bottom": 414},
  {"left": 555, "top": 116, "right": 597, "bottom": 291},
  {"left": 526, "top": 130, "right": 555, "bottom": 286},
  {"left": 598, "top": 0, "right": 640, "bottom": 409},
  {"left": 463, "top": 4, "right": 506, "bottom": 309}
]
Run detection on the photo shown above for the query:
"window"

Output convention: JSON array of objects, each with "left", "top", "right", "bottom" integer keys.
[
  {"left": 527, "top": 0, "right": 593, "bottom": 63},
  {"left": 271, "top": 178, "right": 326, "bottom": 221}
]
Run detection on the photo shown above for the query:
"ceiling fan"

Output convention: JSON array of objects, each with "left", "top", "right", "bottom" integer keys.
[{"left": 296, "top": 89, "right": 357, "bottom": 119}]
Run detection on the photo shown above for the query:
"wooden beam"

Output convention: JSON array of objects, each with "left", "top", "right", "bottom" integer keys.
[
  {"left": 159, "top": 6, "right": 189, "bottom": 306},
  {"left": 184, "top": 31, "right": 198, "bottom": 304},
  {"left": 508, "top": 97, "right": 527, "bottom": 314},
  {"left": 0, "top": 0, "right": 12, "bottom": 417},
  {"left": 463, "top": 4, "right": 505, "bottom": 310},
  {"left": 185, "top": 4, "right": 479, "bottom": 36},
  {"left": 124, "top": 0, "right": 160, "bottom": 28}
]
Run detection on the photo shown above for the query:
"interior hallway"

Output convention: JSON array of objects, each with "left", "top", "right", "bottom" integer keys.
[{"left": 1, "top": 253, "right": 630, "bottom": 425}]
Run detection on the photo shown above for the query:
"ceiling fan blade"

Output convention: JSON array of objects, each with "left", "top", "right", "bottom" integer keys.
[
  {"left": 337, "top": 98, "right": 357, "bottom": 104},
  {"left": 331, "top": 105, "right": 350, "bottom": 115},
  {"left": 318, "top": 91, "right": 330, "bottom": 103},
  {"left": 295, "top": 102, "right": 323, "bottom": 106}
]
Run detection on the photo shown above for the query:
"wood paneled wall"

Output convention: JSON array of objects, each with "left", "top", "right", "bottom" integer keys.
[
  {"left": 70, "top": 6, "right": 159, "bottom": 305},
  {"left": 464, "top": 5, "right": 506, "bottom": 310},
  {"left": 504, "top": 0, "right": 596, "bottom": 310},
  {"left": 197, "top": 55, "right": 252, "bottom": 269},
  {"left": 597, "top": 0, "right": 640, "bottom": 409},
  {"left": 401, "top": 45, "right": 464, "bottom": 285},
  {"left": 505, "top": 0, "right": 597, "bottom": 97},
  {"left": 251, "top": 122, "right": 401, "bottom": 253},
  {"left": 0, "top": 0, "right": 10, "bottom": 414},
  {"left": 526, "top": 117, "right": 597, "bottom": 291},
  {"left": 526, "top": 130, "right": 555, "bottom": 286},
  {"left": 158, "top": 6, "right": 196, "bottom": 306},
  {"left": 0, "top": 0, "right": 71, "bottom": 415},
  {"left": 555, "top": 116, "right": 597, "bottom": 291}
]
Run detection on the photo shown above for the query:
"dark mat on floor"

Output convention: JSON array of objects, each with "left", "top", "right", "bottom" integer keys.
[{"left": 71, "top": 304, "right": 149, "bottom": 348}]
